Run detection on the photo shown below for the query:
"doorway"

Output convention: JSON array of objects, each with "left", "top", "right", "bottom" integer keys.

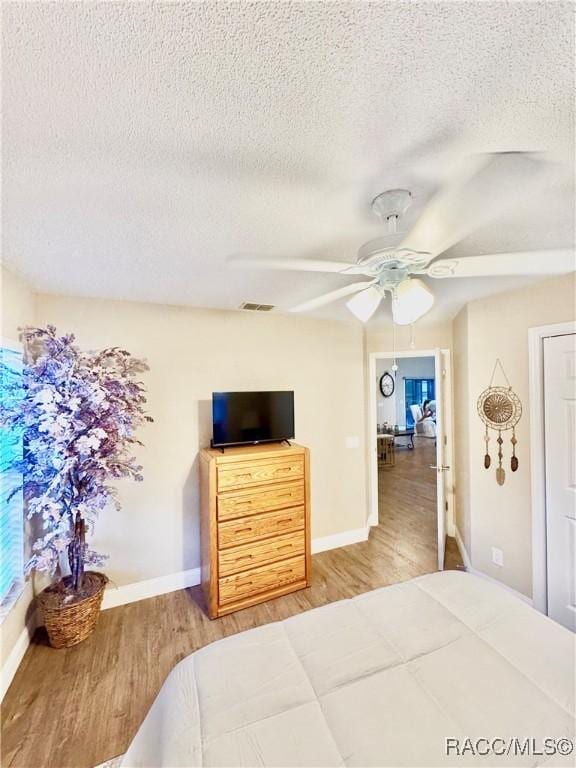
[
  {"left": 368, "top": 349, "right": 456, "bottom": 571},
  {"left": 529, "top": 322, "right": 576, "bottom": 630}
]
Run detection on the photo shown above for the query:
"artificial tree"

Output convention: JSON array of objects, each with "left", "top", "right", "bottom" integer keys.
[{"left": 0, "top": 325, "right": 152, "bottom": 599}]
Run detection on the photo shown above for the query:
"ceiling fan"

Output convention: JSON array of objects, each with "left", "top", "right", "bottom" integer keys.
[{"left": 229, "top": 152, "right": 575, "bottom": 324}]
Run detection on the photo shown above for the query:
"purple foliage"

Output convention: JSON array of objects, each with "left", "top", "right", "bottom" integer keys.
[{"left": 0, "top": 326, "right": 152, "bottom": 585}]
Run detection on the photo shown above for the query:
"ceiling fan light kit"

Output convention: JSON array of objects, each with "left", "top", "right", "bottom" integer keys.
[
  {"left": 391, "top": 278, "right": 435, "bottom": 325},
  {"left": 229, "top": 152, "right": 575, "bottom": 324},
  {"left": 345, "top": 285, "right": 383, "bottom": 322}
]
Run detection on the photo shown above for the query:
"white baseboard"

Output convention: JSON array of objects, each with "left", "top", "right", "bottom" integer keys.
[
  {"left": 1, "top": 525, "right": 370, "bottom": 700},
  {"left": 312, "top": 526, "right": 369, "bottom": 554},
  {"left": 454, "top": 525, "right": 472, "bottom": 570},
  {"left": 454, "top": 526, "right": 533, "bottom": 606},
  {"left": 101, "top": 527, "right": 371, "bottom": 609},
  {"left": 471, "top": 569, "right": 533, "bottom": 606},
  {"left": 1, "top": 614, "right": 36, "bottom": 702},
  {"left": 102, "top": 567, "right": 202, "bottom": 610}
]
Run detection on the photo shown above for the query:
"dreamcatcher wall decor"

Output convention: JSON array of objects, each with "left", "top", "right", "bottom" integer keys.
[{"left": 477, "top": 359, "right": 522, "bottom": 486}]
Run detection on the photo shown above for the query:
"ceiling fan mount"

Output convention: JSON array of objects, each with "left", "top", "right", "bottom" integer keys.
[{"left": 370, "top": 188, "right": 413, "bottom": 223}]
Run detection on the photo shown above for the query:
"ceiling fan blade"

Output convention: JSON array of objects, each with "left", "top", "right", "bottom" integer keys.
[
  {"left": 289, "top": 280, "right": 377, "bottom": 313},
  {"left": 401, "top": 152, "right": 548, "bottom": 259},
  {"left": 426, "top": 249, "right": 575, "bottom": 278},
  {"left": 228, "top": 254, "right": 370, "bottom": 275}
]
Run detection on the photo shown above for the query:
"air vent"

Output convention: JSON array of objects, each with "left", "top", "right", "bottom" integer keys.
[{"left": 239, "top": 302, "right": 275, "bottom": 312}]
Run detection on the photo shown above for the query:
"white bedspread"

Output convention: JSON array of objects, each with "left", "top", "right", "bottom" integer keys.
[{"left": 122, "top": 571, "right": 575, "bottom": 767}]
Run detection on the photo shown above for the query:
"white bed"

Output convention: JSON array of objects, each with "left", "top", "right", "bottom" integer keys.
[{"left": 121, "top": 571, "right": 575, "bottom": 767}]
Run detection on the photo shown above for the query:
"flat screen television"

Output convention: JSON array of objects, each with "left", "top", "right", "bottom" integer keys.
[{"left": 211, "top": 391, "right": 295, "bottom": 448}]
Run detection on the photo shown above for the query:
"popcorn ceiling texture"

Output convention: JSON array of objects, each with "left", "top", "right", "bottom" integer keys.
[{"left": 2, "top": 1, "right": 574, "bottom": 322}]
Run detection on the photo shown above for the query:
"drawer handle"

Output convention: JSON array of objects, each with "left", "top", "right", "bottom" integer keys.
[
  {"left": 274, "top": 467, "right": 291, "bottom": 476},
  {"left": 277, "top": 544, "right": 294, "bottom": 551},
  {"left": 236, "top": 527, "right": 253, "bottom": 534},
  {"left": 235, "top": 554, "right": 253, "bottom": 561}
]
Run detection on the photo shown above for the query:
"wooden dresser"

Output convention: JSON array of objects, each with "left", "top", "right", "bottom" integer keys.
[{"left": 199, "top": 442, "right": 311, "bottom": 618}]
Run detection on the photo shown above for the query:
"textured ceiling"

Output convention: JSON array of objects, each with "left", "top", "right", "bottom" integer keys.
[{"left": 2, "top": 1, "right": 574, "bottom": 325}]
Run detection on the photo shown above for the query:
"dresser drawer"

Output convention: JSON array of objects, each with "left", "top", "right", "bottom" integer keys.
[
  {"left": 218, "top": 530, "right": 305, "bottom": 577},
  {"left": 218, "top": 506, "right": 305, "bottom": 549},
  {"left": 219, "top": 555, "right": 306, "bottom": 605},
  {"left": 217, "top": 481, "right": 305, "bottom": 521},
  {"left": 217, "top": 456, "right": 304, "bottom": 491}
]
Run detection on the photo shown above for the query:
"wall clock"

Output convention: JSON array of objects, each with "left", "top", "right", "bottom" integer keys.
[{"left": 379, "top": 372, "right": 395, "bottom": 398}]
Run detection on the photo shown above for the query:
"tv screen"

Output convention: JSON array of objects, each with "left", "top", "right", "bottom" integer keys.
[{"left": 212, "top": 391, "right": 295, "bottom": 448}]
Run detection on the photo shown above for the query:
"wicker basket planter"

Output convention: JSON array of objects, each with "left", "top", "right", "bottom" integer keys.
[{"left": 37, "top": 571, "right": 108, "bottom": 649}]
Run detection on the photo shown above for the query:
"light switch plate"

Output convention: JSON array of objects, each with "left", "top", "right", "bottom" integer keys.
[{"left": 345, "top": 436, "right": 360, "bottom": 449}]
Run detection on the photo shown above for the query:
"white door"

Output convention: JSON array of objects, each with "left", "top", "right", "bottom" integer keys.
[
  {"left": 433, "top": 349, "right": 449, "bottom": 570},
  {"left": 544, "top": 333, "right": 576, "bottom": 631}
]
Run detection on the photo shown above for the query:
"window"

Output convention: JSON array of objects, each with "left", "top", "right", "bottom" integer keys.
[
  {"left": 0, "top": 342, "right": 24, "bottom": 614},
  {"left": 404, "top": 377, "right": 435, "bottom": 427}
]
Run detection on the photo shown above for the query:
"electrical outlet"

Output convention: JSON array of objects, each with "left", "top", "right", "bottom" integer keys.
[{"left": 491, "top": 547, "right": 504, "bottom": 567}]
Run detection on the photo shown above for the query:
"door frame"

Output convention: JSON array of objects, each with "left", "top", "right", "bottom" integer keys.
[
  {"left": 528, "top": 320, "right": 576, "bottom": 615},
  {"left": 367, "top": 348, "right": 455, "bottom": 541}
]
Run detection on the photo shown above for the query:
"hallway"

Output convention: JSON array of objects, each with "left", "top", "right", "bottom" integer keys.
[{"left": 377, "top": 438, "right": 461, "bottom": 571}]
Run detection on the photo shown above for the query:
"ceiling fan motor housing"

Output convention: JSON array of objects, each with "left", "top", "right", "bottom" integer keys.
[{"left": 356, "top": 236, "right": 431, "bottom": 279}]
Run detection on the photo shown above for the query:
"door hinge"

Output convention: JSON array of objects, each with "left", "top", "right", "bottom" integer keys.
[
  {"left": 444, "top": 435, "right": 447, "bottom": 446},
  {"left": 445, "top": 501, "right": 448, "bottom": 511}
]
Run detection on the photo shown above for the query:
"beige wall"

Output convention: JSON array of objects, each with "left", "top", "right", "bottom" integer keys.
[
  {"left": 34, "top": 294, "right": 368, "bottom": 587},
  {"left": 1, "top": 266, "right": 35, "bottom": 338},
  {"left": 452, "top": 274, "right": 576, "bottom": 598},
  {"left": 0, "top": 267, "right": 37, "bottom": 671},
  {"left": 366, "top": 319, "right": 452, "bottom": 354}
]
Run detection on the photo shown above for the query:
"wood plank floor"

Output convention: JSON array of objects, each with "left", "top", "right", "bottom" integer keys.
[{"left": 1, "top": 439, "right": 462, "bottom": 768}]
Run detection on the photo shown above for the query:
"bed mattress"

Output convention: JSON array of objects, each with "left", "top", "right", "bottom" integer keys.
[{"left": 121, "top": 570, "right": 575, "bottom": 767}]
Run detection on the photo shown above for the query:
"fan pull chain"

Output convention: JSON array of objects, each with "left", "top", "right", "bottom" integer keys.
[
  {"left": 510, "top": 427, "right": 518, "bottom": 472},
  {"left": 496, "top": 430, "right": 505, "bottom": 485},
  {"left": 484, "top": 425, "right": 491, "bottom": 469},
  {"left": 391, "top": 321, "right": 398, "bottom": 374}
]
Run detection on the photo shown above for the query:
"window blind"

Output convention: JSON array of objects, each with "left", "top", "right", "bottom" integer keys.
[{"left": 0, "top": 344, "right": 24, "bottom": 605}]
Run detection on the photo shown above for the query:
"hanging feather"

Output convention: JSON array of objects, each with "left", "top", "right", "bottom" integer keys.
[
  {"left": 496, "top": 431, "right": 505, "bottom": 485},
  {"left": 511, "top": 429, "right": 519, "bottom": 471},
  {"left": 484, "top": 425, "right": 491, "bottom": 468}
]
